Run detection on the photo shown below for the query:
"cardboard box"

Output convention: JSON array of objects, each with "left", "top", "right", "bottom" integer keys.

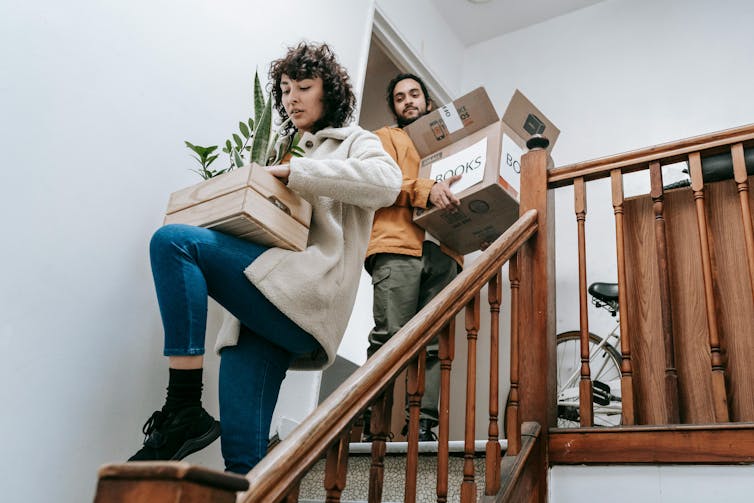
[
  {"left": 499, "top": 89, "right": 560, "bottom": 194},
  {"left": 407, "top": 87, "right": 559, "bottom": 254},
  {"left": 164, "top": 164, "right": 312, "bottom": 251}
]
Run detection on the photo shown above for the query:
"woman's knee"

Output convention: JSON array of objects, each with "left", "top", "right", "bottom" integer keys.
[{"left": 150, "top": 224, "right": 201, "bottom": 255}]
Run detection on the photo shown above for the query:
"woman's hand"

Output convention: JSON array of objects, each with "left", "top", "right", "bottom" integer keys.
[{"left": 266, "top": 164, "right": 290, "bottom": 185}]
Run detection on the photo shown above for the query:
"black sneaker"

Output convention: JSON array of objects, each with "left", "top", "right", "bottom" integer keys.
[
  {"left": 418, "top": 419, "right": 438, "bottom": 442},
  {"left": 128, "top": 406, "right": 221, "bottom": 461},
  {"left": 400, "top": 418, "right": 438, "bottom": 442}
]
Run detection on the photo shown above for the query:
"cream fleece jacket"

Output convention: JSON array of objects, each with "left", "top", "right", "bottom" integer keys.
[{"left": 215, "top": 125, "right": 402, "bottom": 369}]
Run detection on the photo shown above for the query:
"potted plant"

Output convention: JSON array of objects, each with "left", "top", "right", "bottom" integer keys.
[
  {"left": 184, "top": 70, "right": 304, "bottom": 179},
  {"left": 163, "top": 71, "right": 311, "bottom": 251}
]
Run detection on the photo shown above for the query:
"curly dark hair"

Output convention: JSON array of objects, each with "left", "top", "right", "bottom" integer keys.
[
  {"left": 269, "top": 42, "right": 356, "bottom": 136},
  {"left": 386, "top": 73, "right": 432, "bottom": 120}
]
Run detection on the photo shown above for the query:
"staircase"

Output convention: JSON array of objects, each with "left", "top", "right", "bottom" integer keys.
[
  {"left": 94, "top": 124, "right": 754, "bottom": 502},
  {"left": 297, "top": 440, "right": 502, "bottom": 502}
]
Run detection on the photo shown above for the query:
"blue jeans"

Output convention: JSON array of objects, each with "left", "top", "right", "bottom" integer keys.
[{"left": 149, "top": 224, "right": 320, "bottom": 473}]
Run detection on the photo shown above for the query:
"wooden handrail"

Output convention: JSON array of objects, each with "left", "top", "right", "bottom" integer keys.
[
  {"left": 238, "top": 209, "right": 539, "bottom": 503},
  {"left": 548, "top": 122, "right": 754, "bottom": 188}
]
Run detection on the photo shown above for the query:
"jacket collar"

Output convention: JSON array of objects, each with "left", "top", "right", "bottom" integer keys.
[{"left": 300, "top": 125, "right": 360, "bottom": 143}]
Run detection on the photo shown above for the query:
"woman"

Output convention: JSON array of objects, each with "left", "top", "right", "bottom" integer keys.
[{"left": 128, "top": 42, "right": 401, "bottom": 474}]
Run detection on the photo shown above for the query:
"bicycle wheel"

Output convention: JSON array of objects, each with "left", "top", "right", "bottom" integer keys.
[{"left": 556, "top": 331, "right": 622, "bottom": 428}]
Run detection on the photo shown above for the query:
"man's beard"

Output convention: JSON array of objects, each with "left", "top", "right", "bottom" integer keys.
[{"left": 397, "top": 113, "right": 423, "bottom": 128}]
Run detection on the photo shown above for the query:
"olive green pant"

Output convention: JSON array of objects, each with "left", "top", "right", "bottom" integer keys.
[{"left": 367, "top": 242, "right": 458, "bottom": 423}]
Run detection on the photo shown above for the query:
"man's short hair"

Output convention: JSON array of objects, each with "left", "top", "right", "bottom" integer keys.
[{"left": 386, "top": 73, "right": 431, "bottom": 119}]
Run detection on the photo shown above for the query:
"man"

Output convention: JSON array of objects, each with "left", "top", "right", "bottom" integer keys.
[{"left": 365, "top": 73, "right": 462, "bottom": 441}]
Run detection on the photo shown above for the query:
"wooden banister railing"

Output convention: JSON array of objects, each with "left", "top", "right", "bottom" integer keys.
[
  {"left": 239, "top": 208, "right": 539, "bottom": 502},
  {"left": 548, "top": 123, "right": 754, "bottom": 187},
  {"left": 545, "top": 123, "right": 754, "bottom": 447}
]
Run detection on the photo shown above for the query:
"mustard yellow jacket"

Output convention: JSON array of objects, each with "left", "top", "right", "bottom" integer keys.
[{"left": 366, "top": 126, "right": 462, "bottom": 265}]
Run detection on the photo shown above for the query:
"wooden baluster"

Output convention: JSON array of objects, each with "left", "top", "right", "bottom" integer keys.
[
  {"left": 732, "top": 143, "right": 754, "bottom": 308},
  {"left": 611, "top": 169, "right": 635, "bottom": 425},
  {"left": 324, "top": 429, "right": 350, "bottom": 503},
  {"left": 688, "top": 153, "right": 730, "bottom": 422},
  {"left": 404, "top": 349, "right": 426, "bottom": 503},
  {"left": 461, "top": 293, "right": 480, "bottom": 503},
  {"left": 574, "top": 177, "right": 594, "bottom": 426},
  {"left": 506, "top": 254, "right": 521, "bottom": 455},
  {"left": 281, "top": 482, "right": 300, "bottom": 503},
  {"left": 485, "top": 272, "right": 502, "bottom": 495},
  {"left": 367, "top": 383, "right": 393, "bottom": 503},
  {"left": 437, "top": 320, "right": 455, "bottom": 503},
  {"left": 649, "top": 161, "right": 681, "bottom": 423}
]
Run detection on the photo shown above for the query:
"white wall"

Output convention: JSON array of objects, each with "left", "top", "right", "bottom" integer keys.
[
  {"left": 551, "top": 465, "right": 754, "bottom": 503},
  {"left": 0, "top": 1, "right": 376, "bottom": 502},
  {"left": 375, "top": 0, "right": 466, "bottom": 99},
  {"left": 462, "top": 0, "right": 754, "bottom": 337}
]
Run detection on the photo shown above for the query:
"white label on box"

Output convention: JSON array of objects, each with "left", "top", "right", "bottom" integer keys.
[
  {"left": 428, "top": 137, "right": 487, "bottom": 194},
  {"left": 439, "top": 102, "right": 463, "bottom": 134},
  {"left": 500, "top": 133, "right": 524, "bottom": 193}
]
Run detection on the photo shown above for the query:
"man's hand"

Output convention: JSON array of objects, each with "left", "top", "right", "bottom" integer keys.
[
  {"left": 429, "top": 175, "right": 462, "bottom": 210},
  {"left": 266, "top": 164, "right": 290, "bottom": 184}
]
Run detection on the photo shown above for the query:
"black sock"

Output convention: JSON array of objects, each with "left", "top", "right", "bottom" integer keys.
[{"left": 163, "top": 368, "right": 203, "bottom": 413}]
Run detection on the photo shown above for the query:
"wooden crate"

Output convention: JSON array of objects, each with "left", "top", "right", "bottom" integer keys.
[{"left": 164, "top": 164, "right": 312, "bottom": 251}]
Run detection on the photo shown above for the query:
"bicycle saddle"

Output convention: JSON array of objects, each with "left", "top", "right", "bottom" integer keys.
[{"left": 588, "top": 282, "right": 618, "bottom": 303}]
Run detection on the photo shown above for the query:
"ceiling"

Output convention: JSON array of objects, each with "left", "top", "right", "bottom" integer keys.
[{"left": 429, "top": 0, "right": 608, "bottom": 46}]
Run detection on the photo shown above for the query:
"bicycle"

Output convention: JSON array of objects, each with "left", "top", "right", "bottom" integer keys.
[{"left": 556, "top": 282, "right": 623, "bottom": 428}]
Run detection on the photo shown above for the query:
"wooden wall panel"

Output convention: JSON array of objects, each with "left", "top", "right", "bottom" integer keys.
[
  {"left": 663, "top": 189, "right": 715, "bottom": 423},
  {"left": 623, "top": 196, "right": 667, "bottom": 424},
  {"left": 708, "top": 180, "right": 754, "bottom": 421},
  {"left": 623, "top": 176, "right": 754, "bottom": 424}
]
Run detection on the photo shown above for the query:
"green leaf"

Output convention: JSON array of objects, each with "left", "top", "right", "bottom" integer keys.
[
  {"left": 274, "top": 136, "right": 290, "bottom": 165},
  {"left": 239, "top": 121, "right": 250, "bottom": 139},
  {"left": 250, "top": 92, "right": 273, "bottom": 165},
  {"left": 233, "top": 133, "right": 243, "bottom": 149},
  {"left": 205, "top": 154, "right": 219, "bottom": 167},
  {"left": 253, "top": 70, "right": 265, "bottom": 124},
  {"left": 265, "top": 132, "right": 280, "bottom": 165},
  {"left": 248, "top": 118, "right": 254, "bottom": 132},
  {"left": 232, "top": 147, "right": 244, "bottom": 168},
  {"left": 192, "top": 145, "right": 218, "bottom": 163}
]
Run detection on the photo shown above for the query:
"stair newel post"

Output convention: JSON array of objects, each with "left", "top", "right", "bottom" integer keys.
[
  {"left": 404, "top": 348, "right": 426, "bottom": 503},
  {"left": 323, "top": 428, "right": 351, "bottom": 503},
  {"left": 437, "top": 319, "right": 456, "bottom": 503},
  {"left": 460, "top": 292, "right": 480, "bottom": 503},
  {"left": 94, "top": 463, "right": 249, "bottom": 503},
  {"left": 517, "top": 135, "right": 555, "bottom": 502},
  {"left": 485, "top": 271, "right": 502, "bottom": 495},
  {"left": 367, "top": 382, "right": 394, "bottom": 503}
]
